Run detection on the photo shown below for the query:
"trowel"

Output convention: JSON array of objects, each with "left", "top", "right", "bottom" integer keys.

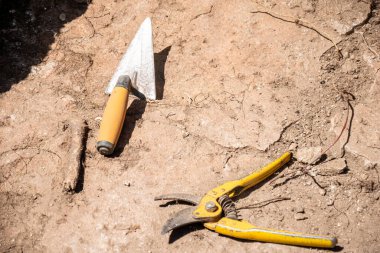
[{"left": 97, "top": 17, "right": 156, "bottom": 155}]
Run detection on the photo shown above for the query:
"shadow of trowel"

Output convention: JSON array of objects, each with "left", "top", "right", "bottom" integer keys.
[
  {"left": 110, "top": 99, "right": 147, "bottom": 157},
  {"left": 154, "top": 45, "right": 171, "bottom": 100}
]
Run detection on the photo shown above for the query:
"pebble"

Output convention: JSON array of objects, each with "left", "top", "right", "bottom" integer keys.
[
  {"left": 295, "top": 146, "right": 322, "bottom": 164},
  {"left": 288, "top": 142, "right": 298, "bottom": 151},
  {"left": 294, "top": 213, "right": 308, "bottom": 220},
  {"left": 314, "top": 158, "right": 347, "bottom": 176},
  {"left": 319, "top": 188, "right": 326, "bottom": 196},
  {"left": 364, "top": 160, "right": 377, "bottom": 171},
  {"left": 301, "top": 1, "right": 315, "bottom": 12},
  {"left": 59, "top": 13, "right": 66, "bottom": 21},
  {"left": 327, "top": 199, "right": 334, "bottom": 206},
  {"left": 295, "top": 207, "right": 305, "bottom": 213},
  {"left": 182, "top": 131, "right": 190, "bottom": 138}
]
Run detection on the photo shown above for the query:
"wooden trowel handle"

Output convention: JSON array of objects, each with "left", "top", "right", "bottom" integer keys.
[{"left": 97, "top": 76, "right": 131, "bottom": 155}]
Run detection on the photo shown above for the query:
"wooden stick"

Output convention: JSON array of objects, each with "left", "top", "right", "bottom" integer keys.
[{"left": 63, "top": 118, "right": 87, "bottom": 193}]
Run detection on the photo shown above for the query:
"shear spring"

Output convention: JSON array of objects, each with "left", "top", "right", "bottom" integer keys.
[{"left": 218, "top": 195, "right": 238, "bottom": 220}]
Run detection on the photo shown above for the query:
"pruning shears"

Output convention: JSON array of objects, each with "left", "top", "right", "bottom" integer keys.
[{"left": 155, "top": 152, "right": 337, "bottom": 248}]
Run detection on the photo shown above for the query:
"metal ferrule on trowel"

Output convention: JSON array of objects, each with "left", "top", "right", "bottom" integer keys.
[{"left": 96, "top": 17, "right": 156, "bottom": 156}]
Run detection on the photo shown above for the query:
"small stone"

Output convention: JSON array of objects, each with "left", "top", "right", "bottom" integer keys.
[
  {"left": 95, "top": 117, "right": 102, "bottom": 122},
  {"left": 356, "top": 206, "right": 363, "bottom": 212},
  {"left": 319, "top": 188, "right": 326, "bottom": 196},
  {"left": 327, "top": 199, "right": 334, "bottom": 206},
  {"left": 364, "top": 160, "right": 376, "bottom": 171},
  {"left": 314, "top": 158, "right": 347, "bottom": 176},
  {"left": 363, "top": 24, "right": 371, "bottom": 29},
  {"left": 295, "top": 146, "right": 323, "bottom": 164},
  {"left": 294, "top": 213, "right": 308, "bottom": 220},
  {"left": 295, "top": 207, "right": 305, "bottom": 213},
  {"left": 301, "top": 1, "right": 315, "bottom": 12},
  {"left": 182, "top": 131, "right": 190, "bottom": 138},
  {"left": 288, "top": 142, "right": 298, "bottom": 151},
  {"left": 59, "top": 13, "right": 66, "bottom": 21}
]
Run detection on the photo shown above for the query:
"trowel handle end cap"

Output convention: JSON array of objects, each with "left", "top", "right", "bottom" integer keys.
[{"left": 96, "top": 140, "right": 114, "bottom": 156}]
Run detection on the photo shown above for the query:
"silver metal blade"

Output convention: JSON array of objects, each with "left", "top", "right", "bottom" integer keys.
[
  {"left": 161, "top": 207, "right": 201, "bottom": 234},
  {"left": 154, "top": 194, "right": 201, "bottom": 205},
  {"left": 106, "top": 17, "right": 156, "bottom": 100}
]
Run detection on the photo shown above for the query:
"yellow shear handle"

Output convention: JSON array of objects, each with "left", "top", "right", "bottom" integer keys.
[
  {"left": 205, "top": 218, "right": 337, "bottom": 248},
  {"left": 97, "top": 83, "right": 130, "bottom": 156},
  {"left": 237, "top": 152, "right": 292, "bottom": 195}
]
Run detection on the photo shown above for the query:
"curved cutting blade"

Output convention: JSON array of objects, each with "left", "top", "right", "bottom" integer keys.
[
  {"left": 161, "top": 207, "right": 201, "bottom": 234},
  {"left": 154, "top": 194, "right": 201, "bottom": 205}
]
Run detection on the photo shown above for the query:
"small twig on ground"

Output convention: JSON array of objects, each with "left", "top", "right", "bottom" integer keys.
[
  {"left": 332, "top": 192, "right": 352, "bottom": 228},
  {"left": 251, "top": 10, "right": 341, "bottom": 56},
  {"left": 358, "top": 31, "right": 380, "bottom": 59},
  {"left": 270, "top": 172, "right": 303, "bottom": 188},
  {"left": 63, "top": 118, "right": 88, "bottom": 193},
  {"left": 270, "top": 92, "right": 355, "bottom": 188},
  {"left": 237, "top": 197, "right": 291, "bottom": 210},
  {"left": 190, "top": 5, "right": 214, "bottom": 21},
  {"left": 307, "top": 91, "right": 355, "bottom": 165},
  {"left": 305, "top": 173, "right": 326, "bottom": 190},
  {"left": 0, "top": 147, "right": 62, "bottom": 173},
  {"left": 339, "top": 92, "right": 355, "bottom": 158}
]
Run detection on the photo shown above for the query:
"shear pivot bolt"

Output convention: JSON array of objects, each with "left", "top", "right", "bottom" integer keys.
[{"left": 205, "top": 201, "right": 218, "bottom": 212}]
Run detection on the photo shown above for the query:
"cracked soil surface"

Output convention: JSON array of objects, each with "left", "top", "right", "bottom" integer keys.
[{"left": 1, "top": 0, "right": 380, "bottom": 252}]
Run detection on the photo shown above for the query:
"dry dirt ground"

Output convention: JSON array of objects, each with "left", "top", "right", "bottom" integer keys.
[{"left": 1, "top": 0, "right": 380, "bottom": 252}]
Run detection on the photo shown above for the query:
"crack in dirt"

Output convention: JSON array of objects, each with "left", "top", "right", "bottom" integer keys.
[{"left": 344, "top": 0, "right": 376, "bottom": 35}]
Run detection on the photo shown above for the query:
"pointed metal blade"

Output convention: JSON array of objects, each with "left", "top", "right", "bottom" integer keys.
[
  {"left": 161, "top": 207, "right": 201, "bottom": 234},
  {"left": 106, "top": 17, "right": 156, "bottom": 100}
]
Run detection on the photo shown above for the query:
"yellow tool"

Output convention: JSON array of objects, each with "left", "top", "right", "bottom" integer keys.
[
  {"left": 155, "top": 152, "right": 337, "bottom": 248},
  {"left": 97, "top": 18, "right": 156, "bottom": 155}
]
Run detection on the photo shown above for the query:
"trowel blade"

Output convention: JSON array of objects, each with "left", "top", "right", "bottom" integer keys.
[{"left": 106, "top": 17, "right": 156, "bottom": 100}]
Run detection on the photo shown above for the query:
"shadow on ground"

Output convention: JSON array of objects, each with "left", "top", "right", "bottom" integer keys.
[
  {"left": 154, "top": 45, "right": 171, "bottom": 100},
  {"left": 0, "top": 0, "right": 89, "bottom": 93},
  {"left": 111, "top": 98, "right": 147, "bottom": 157}
]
